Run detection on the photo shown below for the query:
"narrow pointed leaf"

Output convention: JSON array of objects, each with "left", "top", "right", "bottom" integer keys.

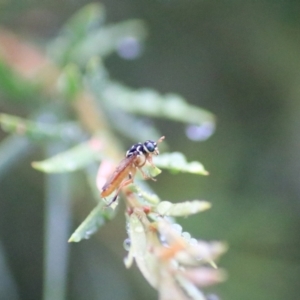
[
  {"left": 128, "top": 214, "right": 159, "bottom": 288},
  {"left": 188, "top": 241, "right": 228, "bottom": 267},
  {"left": 158, "top": 269, "right": 188, "bottom": 300},
  {"left": 57, "top": 64, "right": 82, "bottom": 100},
  {"left": 32, "top": 139, "right": 102, "bottom": 173},
  {"left": 70, "top": 20, "right": 147, "bottom": 66},
  {"left": 175, "top": 275, "right": 207, "bottom": 300},
  {"left": 101, "top": 82, "right": 215, "bottom": 126},
  {"left": 49, "top": 3, "right": 106, "bottom": 65},
  {"left": 128, "top": 214, "right": 147, "bottom": 257},
  {"left": 131, "top": 185, "right": 160, "bottom": 204},
  {"left": 0, "top": 113, "right": 80, "bottom": 141},
  {"left": 104, "top": 109, "right": 162, "bottom": 144},
  {"left": 65, "top": 3, "right": 106, "bottom": 34},
  {"left": 141, "top": 163, "right": 162, "bottom": 178},
  {"left": 156, "top": 200, "right": 211, "bottom": 217},
  {"left": 184, "top": 268, "right": 227, "bottom": 287},
  {"left": 68, "top": 202, "right": 107, "bottom": 242},
  {"left": 154, "top": 152, "right": 208, "bottom": 175}
]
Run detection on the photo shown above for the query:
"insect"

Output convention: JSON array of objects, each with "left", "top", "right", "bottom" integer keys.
[{"left": 101, "top": 136, "right": 165, "bottom": 205}]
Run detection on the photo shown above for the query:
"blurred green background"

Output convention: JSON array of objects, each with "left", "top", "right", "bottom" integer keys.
[{"left": 1, "top": 1, "right": 300, "bottom": 300}]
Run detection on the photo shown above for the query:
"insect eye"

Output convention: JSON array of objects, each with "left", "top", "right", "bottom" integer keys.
[{"left": 145, "top": 142, "right": 156, "bottom": 152}]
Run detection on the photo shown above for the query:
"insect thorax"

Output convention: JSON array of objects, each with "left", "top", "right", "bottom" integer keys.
[{"left": 126, "top": 143, "right": 145, "bottom": 158}]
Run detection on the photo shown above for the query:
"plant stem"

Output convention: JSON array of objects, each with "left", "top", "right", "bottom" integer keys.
[{"left": 43, "top": 143, "right": 72, "bottom": 300}]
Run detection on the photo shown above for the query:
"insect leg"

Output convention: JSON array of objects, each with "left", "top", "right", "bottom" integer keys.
[
  {"left": 138, "top": 167, "right": 156, "bottom": 182},
  {"left": 146, "top": 155, "right": 156, "bottom": 168}
]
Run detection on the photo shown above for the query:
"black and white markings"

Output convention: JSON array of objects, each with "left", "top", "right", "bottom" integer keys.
[{"left": 126, "top": 140, "right": 158, "bottom": 158}]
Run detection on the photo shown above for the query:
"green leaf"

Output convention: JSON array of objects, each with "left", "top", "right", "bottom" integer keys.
[
  {"left": 156, "top": 200, "right": 211, "bottom": 217},
  {"left": 154, "top": 152, "right": 209, "bottom": 175},
  {"left": 141, "top": 163, "right": 162, "bottom": 178},
  {"left": 103, "top": 110, "right": 163, "bottom": 145},
  {"left": 48, "top": 3, "right": 106, "bottom": 65},
  {"left": 128, "top": 214, "right": 147, "bottom": 257},
  {"left": 127, "top": 214, "right": 159, "bottom": 288},
  {"left": 32, "top": 139, "right": 102, "bottom": 173},
  {"left": 0, "top": 60, "right": 37, "bottom": 103},
  {"left": 57, "top": 64, "right": 82, "bottom": 100},
  {"left": 131, "top": 185, "right": 160, "bottom": 205},
  {"left": 0, "top": 113, "right": 79, "bottom": 141},
  {"left": 65, "top": 3, "right": 106, "bottom": 35},
  {"left": 69, "top": 20, "right": 147, "bottom": 66},
  {"left": 68, "top": 201, "right": 107, "bottom": 242},
  {"left": 100, "top": 82, "right": 215, "bottom": 126}
]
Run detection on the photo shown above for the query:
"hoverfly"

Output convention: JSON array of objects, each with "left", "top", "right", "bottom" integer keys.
[{"left": 101, "top": 136, "right": 165, "bottom": 205}]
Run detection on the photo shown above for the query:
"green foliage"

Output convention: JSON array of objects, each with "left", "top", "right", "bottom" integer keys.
[
  {"left": 154, "top": 152, "right": 209, "bottom": 175},
  {"left": 57, "top": 64, "right": 83, "bottom": 100},
  {"left": 0, "top": 113, "right": 77, "bottom": 141},
  {"left": 68, "top": 201, "right": 112, "bottom": 243},
  {"left": 0, "top": 3, "right": 226, "bottom": 300},
  {"left": 98, "top": 82, "right": 215, "bottom": 126},
  {"left": 156, "top": 200, "right": 211, "bottom": 217},
  {"left": 49, "top": 3, "right": 147, "bottom": 67},
  {"left": 31, "top": 140, "right": 102, "bottom": 173},
  {"left": 0, "top": 60, "right": 38, "bottom": 102}
]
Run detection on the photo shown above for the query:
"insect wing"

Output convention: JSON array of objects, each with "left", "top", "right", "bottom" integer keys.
[{"left": 101, "top": 154, "right": 137, "bottom": 191}]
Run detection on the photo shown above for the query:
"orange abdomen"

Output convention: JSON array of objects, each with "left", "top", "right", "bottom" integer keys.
[{"left": 101, "top": 167, "right": 131, "bottom": 198}]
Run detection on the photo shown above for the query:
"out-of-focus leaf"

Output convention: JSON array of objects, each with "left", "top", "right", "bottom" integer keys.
[
  {"left": 183, "top": 267, "right": 227, "bottom": 287},
  {"left": 128, "top": 214, "right": 159, "bottom": 288},
  {"left": 141, "top": 163, "right": 162, "bottom": 178},
  {"left": 49, "top": 3, "right": 106, "bottom": 65},
  {"left": 0, "top": 113, "right": 80, "bottom": 141},
  {"left": 175, "top": 275, "right": 207, "bottom": 300},
  {"left": 154, "top": 152, "right": 208, "bottom": 175},
  {"left": 128, "top": 213, "right": 147, "bottom": 257},
  {"left": 105, "top": 109, "right": 162, "bottom": 145},
  {"left": 101, "top": 82, "right": 215, "bottom": 126},
  {"left": 131, "top": 185, "right": 160, "bottom": 205},
  {"left": 156, "top": 200, "right": 211, "bottom": 217},
  {"left": 86, "top": 55, "right": 108, "bottom": 79},
  {"left": 32, "top": 139, "right": 102, "bottom": 173},
  {"left": 0, "top": 60, "right": 37, "bottom": 102},
  {"left": 68, "top": 201, "right": 108, "bottom": 242},
  {"left": 70, "top": 20, "right": 147, "bottom": 66},
  {"left": 57, "top": 64, "right": 82, "bottom": 100},
  {"left": 65, "top": 3, "right": 106, "bottom": 35},
  {"left": 124, "top": 245, "right": 134, "bottom": 269},
  {"left": 186, "top": 241, "right": 228, "bottom": 268},
  {"left": 87, "top": 58, "right": 162, "bottom": 142},
  {"left": 158, "top": 269, "right": 188, "bottom": 300}
]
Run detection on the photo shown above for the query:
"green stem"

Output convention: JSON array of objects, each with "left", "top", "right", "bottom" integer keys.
[
  {"left": 0, "top": 240, "right": 20, "bottom": 299},
  {"left": 0, "top": 135, "right": 32, "bottom": 179},
  {"left": 43, "top": 143, "right": 71, "bottom": 300}
]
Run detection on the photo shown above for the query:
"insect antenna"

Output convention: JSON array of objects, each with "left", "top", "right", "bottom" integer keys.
[{"left": 157, "top": 136, "right": 165, "bottom": 144}]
